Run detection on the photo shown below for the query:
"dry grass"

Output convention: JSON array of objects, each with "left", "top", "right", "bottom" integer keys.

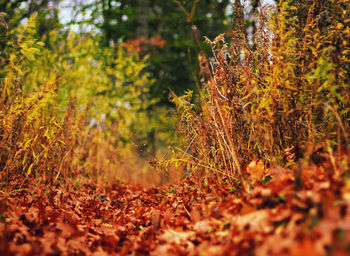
[{"left": 170, "top": 0, "right": 349, "bottom": 191}]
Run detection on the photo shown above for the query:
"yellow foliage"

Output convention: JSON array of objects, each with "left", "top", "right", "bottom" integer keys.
[
  {"left": 0, "top": 16, "right": 176, "bottom": 185},
  {"left": 172, "top": 0, "right": 349, "bottom": 190}
]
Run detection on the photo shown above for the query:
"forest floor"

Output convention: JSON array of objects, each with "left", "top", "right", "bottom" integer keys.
[{"left": 1, "top": 149, "right": 350, "bottom": 256}]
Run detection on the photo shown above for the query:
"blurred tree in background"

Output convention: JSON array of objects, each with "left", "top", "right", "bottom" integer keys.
[
  {"left": 70, "top": 0, "right": 232, "bottom": 105},
  {"left": 0, "top": 0, "right": 61, "bottom": 44},
  {"left": 1, "top": 0, "right": 259, "bottom": 105},
  {"left": 0, "top": 0, "right": 61, "bottom": 73}
]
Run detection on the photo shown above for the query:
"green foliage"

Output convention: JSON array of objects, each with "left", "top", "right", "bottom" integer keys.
[{"left": 72, "top": 0, "right": 232, "bottom": 104}]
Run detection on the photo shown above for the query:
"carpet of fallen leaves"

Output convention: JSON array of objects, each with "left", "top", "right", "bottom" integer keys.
[{"left": 1, "top": 149, "right": 350, "bottom": 256}]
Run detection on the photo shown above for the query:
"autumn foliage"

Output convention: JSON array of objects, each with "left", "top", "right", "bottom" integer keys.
[
  {"left": 1, "top": 147, "right": 350, "bottom": 255},
  {"left": 0, "top": 0, "right": 350, "bottom": 255},
  {"left": 0, "top": 14, "right": 175, "bottom": 186},
  {"left": 171, "top": 0, "right": 349, "bottom": 190}
]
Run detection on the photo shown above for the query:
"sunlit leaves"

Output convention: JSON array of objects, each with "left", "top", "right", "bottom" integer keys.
[{"left": 0, "top": 13, "right": 172, "bottom": 181}]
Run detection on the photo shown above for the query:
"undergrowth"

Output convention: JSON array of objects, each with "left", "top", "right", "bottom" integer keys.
[
  {"left": 0, "top": 15, "right": 177, "bottom": 188},
  {"left": 169, "top": 0, "right": 349, "bottom": 190},
  {"left": 0, "top": 1, "right": 349, "bottom": 191}
]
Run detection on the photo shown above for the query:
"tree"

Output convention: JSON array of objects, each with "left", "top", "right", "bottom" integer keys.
[
  {"left": 71, "top": 0, "right": 232, "bottom": 105},
  {"left": 0, "top": 0, "right": 60, "bottom": 32},
  {"left": 0, "top": 0, "right": 61, "bottom": 61}
]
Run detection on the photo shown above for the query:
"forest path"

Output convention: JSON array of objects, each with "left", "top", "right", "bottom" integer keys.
[{"left": 1, "top": 153, "right": 350, "bottom": 255}]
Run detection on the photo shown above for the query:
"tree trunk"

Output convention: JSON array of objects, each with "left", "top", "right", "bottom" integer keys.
[{"left": 136, "top": 0, "right": 149, "bottom": 39}]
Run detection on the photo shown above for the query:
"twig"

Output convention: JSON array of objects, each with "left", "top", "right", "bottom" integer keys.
[{"left": 209, "top": 61, "right": 229, "bottom": 101}]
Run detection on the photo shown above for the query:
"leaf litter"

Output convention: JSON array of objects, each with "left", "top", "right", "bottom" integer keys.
[{"left": 1, "top": 148, "right": 350, "bottom": 255}]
